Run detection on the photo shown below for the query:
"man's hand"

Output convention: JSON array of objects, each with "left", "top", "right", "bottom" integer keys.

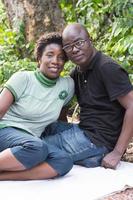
[{"left": 101, "top": 149, "right": 122, "bottom": 169}]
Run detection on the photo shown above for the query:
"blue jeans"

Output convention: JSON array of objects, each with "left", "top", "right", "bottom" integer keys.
[
  {"left": 0, "top": 127, "right": 73, "bottom": 175},
  {"left": 42, "top": 121, "right": 109, "bottom": 168},
  {"left": 0, "top": 127, "right": 48, "bottom": 169}
]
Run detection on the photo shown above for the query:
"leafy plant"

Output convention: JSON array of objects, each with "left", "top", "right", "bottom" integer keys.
[{"left": 0, "top": 0, "right": 36, "bottom": 85}]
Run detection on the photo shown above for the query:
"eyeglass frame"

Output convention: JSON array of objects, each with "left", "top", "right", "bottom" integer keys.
[{"left": 63, "top": 39, "right": 87, "bottom": 53}]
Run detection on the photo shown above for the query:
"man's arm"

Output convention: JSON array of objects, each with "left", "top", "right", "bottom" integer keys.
[{"left": 101, "top": 90, "right": 133, "bottom": 169}]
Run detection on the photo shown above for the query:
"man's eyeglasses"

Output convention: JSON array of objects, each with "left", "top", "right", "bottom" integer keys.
[{"left": 63, "top": 40, "right": 87, "bottom": 53}]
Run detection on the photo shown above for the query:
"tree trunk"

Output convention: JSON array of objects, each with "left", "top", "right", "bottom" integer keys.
[{"left": 2, "top": 0, "right": 65, "bottom": 41}]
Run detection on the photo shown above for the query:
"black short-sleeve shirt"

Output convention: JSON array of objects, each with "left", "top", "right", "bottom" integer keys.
[{"left": 71, "top": 51, "right": 133, "bottom": 150}]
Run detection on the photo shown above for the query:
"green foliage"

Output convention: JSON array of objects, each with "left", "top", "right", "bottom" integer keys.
[
  {"left": 0, "top": 0, "right": 36, "bottom": 85},
  {"left": 0, "top": 56, "right": 36, "bottom": 85},
  {"left": 96, "top": 0, "right": 133, "bottom": 73},
  {"left": 61, "top": 61, "right": 75, "bottom": 76},
  {"left": 60, "top": 0, "right": 133, "bottom": 77},
  {"left": 60, "top": 0, "right": 79, "bottom": 22}
]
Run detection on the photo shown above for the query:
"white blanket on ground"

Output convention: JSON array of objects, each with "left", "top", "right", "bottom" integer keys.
[{"left": 0, "top": 161, "right": 133, "bottom": 200}]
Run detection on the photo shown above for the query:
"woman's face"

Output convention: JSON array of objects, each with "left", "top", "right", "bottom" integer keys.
[{"left": 39, "top": 43, "right": 66, "bottom": 79}]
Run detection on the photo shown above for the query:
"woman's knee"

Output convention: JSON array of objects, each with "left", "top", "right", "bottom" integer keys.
[
  {"left": 12, "top": 139, "right": 48, "bottom": 169},
  {"left": 47, "top": 152, "right": 73, "bottom": 176},
  {"left": 59, "top": 155, "right": 73, "bottom": 176},
  {"left": 26, "top": 139, "right": 48, "bottom": 162}
]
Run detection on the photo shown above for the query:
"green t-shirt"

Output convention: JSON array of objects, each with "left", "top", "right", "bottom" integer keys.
[{"left": 0, "top": 70, "right": 74, "bottom": 137}]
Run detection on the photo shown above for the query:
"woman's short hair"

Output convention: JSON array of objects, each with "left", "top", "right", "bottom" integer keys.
[{"left": 34, "top": 32, "right": 68, "bottom": 62}]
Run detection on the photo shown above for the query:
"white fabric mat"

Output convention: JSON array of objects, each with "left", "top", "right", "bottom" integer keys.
[{"left": 0, "top": 161, "right": 133, "bottom": 200}]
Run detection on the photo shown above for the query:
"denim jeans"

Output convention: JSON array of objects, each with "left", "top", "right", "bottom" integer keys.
[
  {"left": 42, "top": 121, "right": 109, "bottom": 168},
  {"left": 0, "top": 127, "right": 48, "bottom": 169},
  {"left": 0, "top": 127, "right": 73, "bottom": 175}
]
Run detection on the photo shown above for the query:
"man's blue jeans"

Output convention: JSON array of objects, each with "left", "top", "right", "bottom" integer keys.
[{"left": 42, "top": 121, "right": 109, "bottom": 168}]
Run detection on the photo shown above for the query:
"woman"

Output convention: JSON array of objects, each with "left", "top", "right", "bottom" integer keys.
[{"left": 0, "top": 32, "right": 74, "bottom": 180}]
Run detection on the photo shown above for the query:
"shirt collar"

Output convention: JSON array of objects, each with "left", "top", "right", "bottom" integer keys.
[{"left": 34, "top": 69, "right": 58, "bottom": 87}]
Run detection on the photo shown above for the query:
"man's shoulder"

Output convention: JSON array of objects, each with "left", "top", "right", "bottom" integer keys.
[
  {"left": 96, "top": 52, "right": 118, "bottom": 67},
  {"left": 93, "top": 52, "right": 123, "bottom": 76}
]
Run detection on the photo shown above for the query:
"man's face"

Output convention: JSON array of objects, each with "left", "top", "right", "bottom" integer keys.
[{"left": 62, "top": 26, "right": 94, "bottom": 71}]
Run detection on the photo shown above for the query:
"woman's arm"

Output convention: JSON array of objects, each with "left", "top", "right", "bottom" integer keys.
[{"left": 0, "top": 88, "right": 14, "bottom": 118}]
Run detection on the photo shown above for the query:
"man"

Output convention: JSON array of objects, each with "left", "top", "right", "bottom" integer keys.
[{"left": 61, "top": 23, "right": 133, "bottom": 169}]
